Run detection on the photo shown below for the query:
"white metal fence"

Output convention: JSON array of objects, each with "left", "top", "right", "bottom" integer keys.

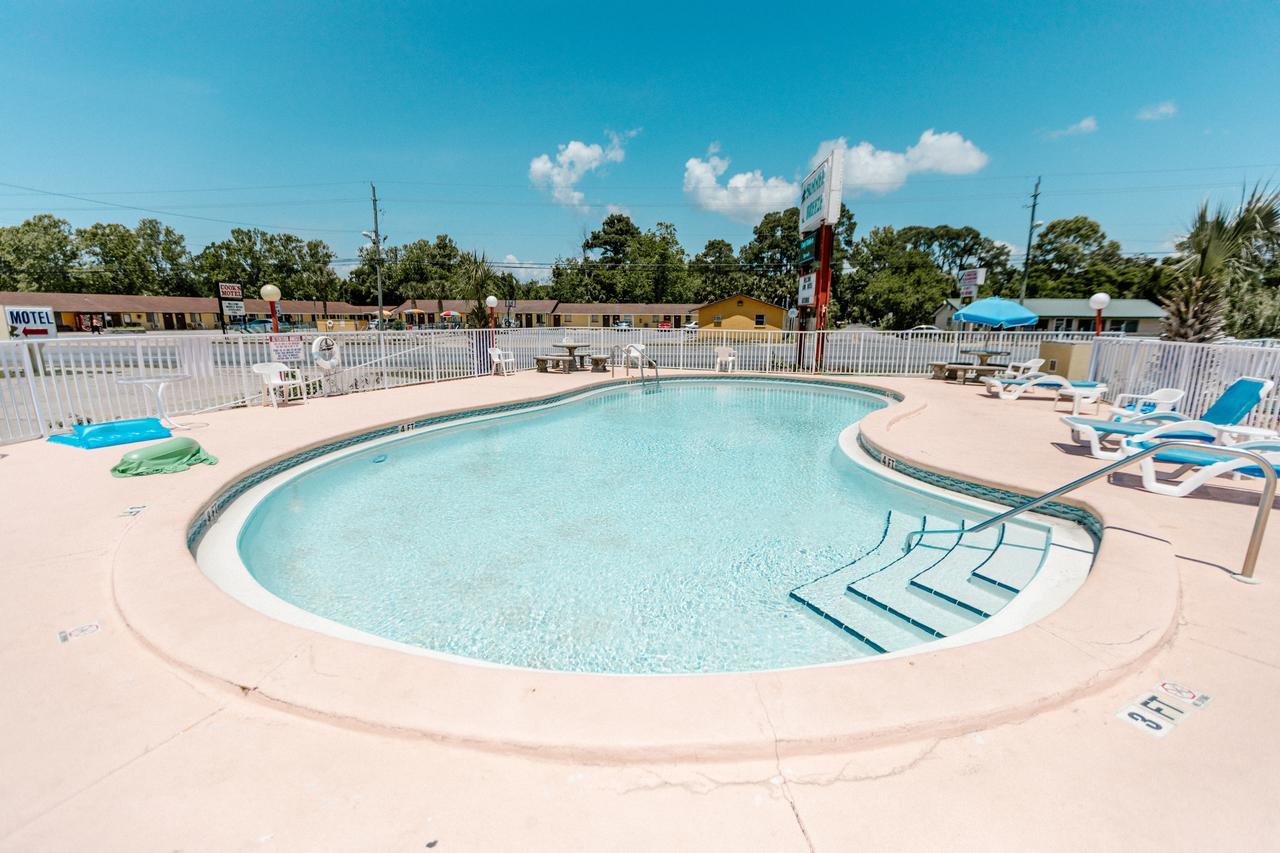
[
  {"left": 1089, "top": 337, "right": 1280, "bottom": 427},
  {"left": 0, "top": 327, "right": 1178, "bottom": 446}
]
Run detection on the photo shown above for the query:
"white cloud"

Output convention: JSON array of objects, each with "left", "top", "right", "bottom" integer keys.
[
  {"left": 1047, "top": 116, "right": 1098, "bottom": 139},
  {"left": 605, "top": 203, "right": 630, "bottom": 216},
  {"left": 682, "top": 148, "right": 799, "bottom": 225},
  {"left": 1136, "top": 100, "right": 1177, "bottom": 121},
  {"left": 529, "top": 129, "right": 639, "bottom": 210},
  {"left": 503, "top": 253, "right": 545, "bottom": 284},
  {"left": 811, "top": 129, "right": 990, "bottom": 194}
]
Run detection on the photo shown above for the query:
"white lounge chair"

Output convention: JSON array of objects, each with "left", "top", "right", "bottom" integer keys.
[
  {"left": 488, "top": 347, "right": 515, "bottom": 376},
  {"left": 251, "top": 362, "right": 307, "bottom": 408},
  {"left": 1063, "top": 376, "right": 1275, "bottom": 460},
  {"left": 981, "top": 373, "right": 1106, "bottom": 401},
  {"left": 713, "top": 346, "right": 737, "bottom": 372},
  {"left": 1121, "top": 434, "right": 1280, "bottom": 497},
  {"left": 994, "top": 357, "right": 1045, "bottom": 380}
]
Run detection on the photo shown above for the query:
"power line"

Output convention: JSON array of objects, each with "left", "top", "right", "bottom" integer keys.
[{"left": 0, "top": 180, "right": 355, "bottom": 235}]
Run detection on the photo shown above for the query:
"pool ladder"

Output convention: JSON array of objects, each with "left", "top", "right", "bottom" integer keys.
[{"left": 610, "top": 345, "right": 660, "bottom": 388}]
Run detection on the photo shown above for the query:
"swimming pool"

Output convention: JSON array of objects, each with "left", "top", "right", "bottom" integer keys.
[{"left": 213, "top": 379, "right": 1070, "bottom": 674}]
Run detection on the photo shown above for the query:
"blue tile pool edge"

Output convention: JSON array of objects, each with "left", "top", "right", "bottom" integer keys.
[{"left": 185, "top": 374, "right": 906, "bottom": 552}]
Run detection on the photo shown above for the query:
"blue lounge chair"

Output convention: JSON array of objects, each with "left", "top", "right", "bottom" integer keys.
[
  {"left": 1120, "top": 437, "right": 1280, "bottom": 497},
  {"left": 1063, "top": 376, "right": 1276, "bottom": 460}
]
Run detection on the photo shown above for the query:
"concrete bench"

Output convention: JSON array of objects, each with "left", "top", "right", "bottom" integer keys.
[
  {"left": 535, "top": 355, "right": 573, "bottom": 374},
  {"left": 589, "top": 355, "right": 610, "bottom": 373}
]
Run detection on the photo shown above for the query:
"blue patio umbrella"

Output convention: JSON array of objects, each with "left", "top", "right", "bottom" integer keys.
[
  {"left": 950, "top": 297, "right": 1039, "bottom": 363},
  {"left": 952, "top": 297, "right": 1039, "bottom": 328}
]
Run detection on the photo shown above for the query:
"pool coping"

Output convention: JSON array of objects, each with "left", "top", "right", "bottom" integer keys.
[{"left": 111, "top": 372, "right": 1181, "bottom": 763}]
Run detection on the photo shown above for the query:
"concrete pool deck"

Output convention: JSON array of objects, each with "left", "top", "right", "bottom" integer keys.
[{"left": 1, "top": 370, "right": 1277, "bottom": 851}]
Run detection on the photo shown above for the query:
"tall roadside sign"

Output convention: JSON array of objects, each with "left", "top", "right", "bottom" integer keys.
[
  {"left": 217, "top": 282, "right": 244, "bottom": 334},
  {"left": 957, "top": 267, "right": 987, "bottom": 302},
  {"left": 796, "top": 149, "right": 844, "bottom": 369}
]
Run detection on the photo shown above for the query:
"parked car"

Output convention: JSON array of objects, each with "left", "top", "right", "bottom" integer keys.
[
  {"left": 613, "top": 320, "right": 632, "bottom": 328},
  {"left": 683, "top": 321, "right": 700, "bottom": 333}
]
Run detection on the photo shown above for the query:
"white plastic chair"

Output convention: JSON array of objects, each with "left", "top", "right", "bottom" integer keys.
[
  {"left": 623, "top": 343, "right": 646, "bottom": 374},
  {"left": 488, "top": 347, "right": 515, "bottom": 376},
  {"left": 714, "top": 346, "right": 737, "bottom": 372},
  {"left": 251, "top": 362, "right": 307, "bottom": 408}
]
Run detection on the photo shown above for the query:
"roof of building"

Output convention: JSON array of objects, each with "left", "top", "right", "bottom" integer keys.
[
  {"left": 697, "top": 293, "right": 787, "bottom": 311},
  {"left": 553, "top": 303, "right": 702, "bottom": 315},
  {"left": 0, "top": 291, "right": 219, "bottom": 313},
  {"left": 941, "top": 297, "right": 1165, "bottom": 318},
  {"left": 392, "top": 298, "right": 559, "bottom": 314}
]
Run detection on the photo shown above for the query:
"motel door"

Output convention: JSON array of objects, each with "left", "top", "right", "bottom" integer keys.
[{"left": 552, "top": 315, "right": 561, "bottom": 327}]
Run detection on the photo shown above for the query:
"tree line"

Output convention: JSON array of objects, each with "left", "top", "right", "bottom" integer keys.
[{"left": 1, "top": 191, "right": 1277, "bottom": 337}]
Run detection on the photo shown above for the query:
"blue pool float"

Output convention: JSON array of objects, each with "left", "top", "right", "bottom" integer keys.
[{"left": 48, "top": 418, "right": 172, "bottom": 450}]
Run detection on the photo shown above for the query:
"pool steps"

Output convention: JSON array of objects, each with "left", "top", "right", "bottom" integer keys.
[{"left": 789, "top": 510, "right": 1052, "bottom": 654}]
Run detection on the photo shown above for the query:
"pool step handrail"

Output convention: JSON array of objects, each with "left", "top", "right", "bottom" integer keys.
[
  {"left": 642, "top": 356, "right": 660, "bottom": 388},
  {"left": 904, "top": 440, "right": 1275, "bottom": 583}
]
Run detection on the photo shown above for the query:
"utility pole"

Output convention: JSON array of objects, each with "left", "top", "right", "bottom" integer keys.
[
  {"left": 1018, "top": 176, "right": 1041, "bottom": 304},
  {"left": 370, "top": 182, "right": 385, "bottom": 329}
]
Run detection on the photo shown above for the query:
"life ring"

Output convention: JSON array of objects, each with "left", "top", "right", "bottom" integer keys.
[{"left": 312, "top": 335, "right": 341, "bottom": 371}]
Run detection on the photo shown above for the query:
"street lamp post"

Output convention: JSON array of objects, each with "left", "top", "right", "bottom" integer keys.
[
  {"left": 1089, "top": 292, "right": 1111, "bottom": 337},
  {"left": 260, "top": 284, "right": 281, "bottom": 333},
  {"left": 485, "top": 294, "right": 498, "bottom": 337}
]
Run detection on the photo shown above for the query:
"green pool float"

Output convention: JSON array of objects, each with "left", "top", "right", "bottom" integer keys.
[{"left": 111, "top": 436, "right": 218, "bottom": 477}]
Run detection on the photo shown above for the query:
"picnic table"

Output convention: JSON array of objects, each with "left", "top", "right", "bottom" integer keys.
[
  {"left": 959, "top": 348, "right": 1011, "bottom": 366},
  {"left": 928, "top": 362, "right": 1003, "bottom": 383},
  {"left": 551, "top": 341, "right": 592, "bottom": 370}
]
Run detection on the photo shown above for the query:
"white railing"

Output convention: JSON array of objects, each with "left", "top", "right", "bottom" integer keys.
[
  {"left": 0, "top": 328, "right": 1112, "bottom": 445},
  {"left": 1089, "top": 337, "right": 1280, "bottom": 428}
]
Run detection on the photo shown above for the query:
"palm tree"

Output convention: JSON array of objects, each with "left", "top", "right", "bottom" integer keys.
[
  {"left": 454, "top": 252, "right": 497, "bottom": 328},
  {"left": 1163, "top": 185, "right": 1280, "bottom": 341}
]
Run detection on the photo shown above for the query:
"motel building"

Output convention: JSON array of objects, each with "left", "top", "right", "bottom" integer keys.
[
  {"left": 935, "top": 297, "right": 1166, "bottom": 334},
  {"left": 0, "top": 291, "right": 376, "bottom": 335},
  {"left": 393, "top": 298, "right": 560, "bottom": 328},
  {"left": 552, "top": 303, "right": 703, "bottom": 329}
]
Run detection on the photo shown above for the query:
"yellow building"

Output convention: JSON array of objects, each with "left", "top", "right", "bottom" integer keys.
[{"left": 694, "top": 294, "right": 786, "bottom": 331}]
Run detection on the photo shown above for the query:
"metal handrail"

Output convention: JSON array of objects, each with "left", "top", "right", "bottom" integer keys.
[
  {"left": 906, "top": 440, "right": 1276, "bottom": 582},
  {"left": 643, "top": 357, "right": 660, "bottom": 387}
]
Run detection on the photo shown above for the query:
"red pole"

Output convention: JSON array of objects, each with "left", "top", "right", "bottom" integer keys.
[
  {"left": 1094, "top": 309, "right": 1101, "bottom": 337},
  {"left": 270, "top": 301, "right": 279, "bottom": 334},
  {"left": 813, "top": 223, "right": 834, "bottom": 369}
]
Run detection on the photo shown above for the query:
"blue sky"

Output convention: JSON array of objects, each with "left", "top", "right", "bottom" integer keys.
[{"left": 2, "top": 1, "right": 1278, "bottom": 280}]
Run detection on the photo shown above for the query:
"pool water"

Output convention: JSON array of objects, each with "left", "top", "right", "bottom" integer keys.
[{"left": 239, "top": 380, "right": 961, "bottom": 673}]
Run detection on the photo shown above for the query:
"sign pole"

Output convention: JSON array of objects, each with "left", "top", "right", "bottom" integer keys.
[{"left": 814, "top": 223, "right": 833, "bottom": 370}]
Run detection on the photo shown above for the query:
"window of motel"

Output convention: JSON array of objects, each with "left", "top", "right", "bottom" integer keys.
[{"left": 755, "top": 314, "right": 765, "bottom": 326}]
